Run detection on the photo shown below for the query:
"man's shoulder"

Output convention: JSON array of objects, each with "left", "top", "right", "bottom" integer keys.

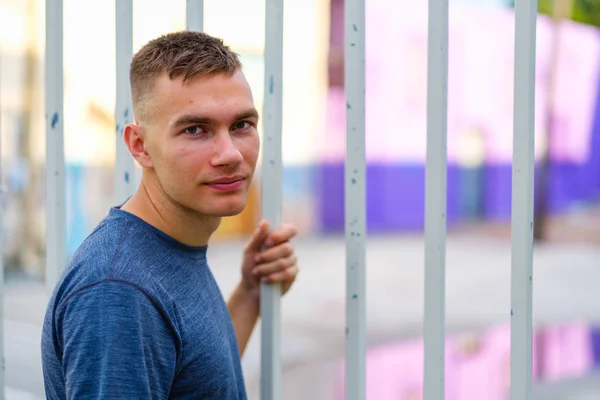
[
  {"left": 56, "top": 213, "right": 134, "bottom": 289},
  {"left": 49, "top": 210, "right": 169, "bottom": 311},
  {"left": 46, "top": 264, "right": 179, "bottom": 342}
]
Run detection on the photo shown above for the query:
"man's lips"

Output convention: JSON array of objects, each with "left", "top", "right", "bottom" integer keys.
[
  {"left": 205, "top": 176, "right": 245, "bottom": 191},
  {"left": 206, "top": 175, "right": 245, "bottom": 184}
]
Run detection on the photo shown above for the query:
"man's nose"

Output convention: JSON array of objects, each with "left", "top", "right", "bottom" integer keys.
[{"left": 210, "top": 132, "right": 243, "bottom": 167}]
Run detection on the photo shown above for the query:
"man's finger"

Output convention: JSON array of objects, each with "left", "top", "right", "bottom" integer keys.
[
  {"left": 254, "top": 242, "right": 293, "bottom": 264},
  {"left": 244, "top": 220, "right": 270, "bottom": 253},
  {"left": 261, "top": 264, "right": 298, "bottom": 284},
  {"left": 265, "top": 224, "right": 298, "bottom": 247},
  {"left": 253, "top": 255, "right": 297, "bottom": 277}
]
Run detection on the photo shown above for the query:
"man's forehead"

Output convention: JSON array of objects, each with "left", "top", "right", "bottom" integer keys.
[
  {"left": 151, "top": 72, "right": 256, "bottom": 123},
  {"left": 155, "top": 70, "right": 251, "bottom": 96}
]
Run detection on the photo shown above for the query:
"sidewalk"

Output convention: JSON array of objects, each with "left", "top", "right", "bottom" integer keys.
[{"left": 4, "top": 232, "right": 600, "bottom": 399}]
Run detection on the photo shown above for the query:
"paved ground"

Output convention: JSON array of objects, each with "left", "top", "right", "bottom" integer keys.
[{"left": 3, "top": 230, "right": 600, "bottom": 399}]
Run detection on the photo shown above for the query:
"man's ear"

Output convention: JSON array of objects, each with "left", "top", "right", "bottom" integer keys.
[{"left": 123, "top": 123, "right": 153, "bottom": 168}]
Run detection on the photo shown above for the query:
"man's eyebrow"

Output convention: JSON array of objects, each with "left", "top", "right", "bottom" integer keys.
[
  {"left": 171, "top": 115, "right": 210, "bottom": 129},
  {"left": 235, "top": 108, "right": 260, "bottom": 121},
  {"left": 170, "top": 108, "right": 260, "bottom": 129}
]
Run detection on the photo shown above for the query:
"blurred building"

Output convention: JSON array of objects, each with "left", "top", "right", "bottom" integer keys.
[
  {"left": 0, "top": 0, "right": 330, "bottom": 271},
  {"left": 321, "top": 0, "right": 600, "bottom": 232},
  {"left": 1, "top": 0, "right": 600, "bottom": 273}
]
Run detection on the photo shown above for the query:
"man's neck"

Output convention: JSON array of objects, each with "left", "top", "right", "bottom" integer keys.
[{"left": 120, "top": 177, "right": 220, "bottom": 247}]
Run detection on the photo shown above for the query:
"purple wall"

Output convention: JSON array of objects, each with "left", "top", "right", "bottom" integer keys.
[{"left": 317, "top": 1, "right": 600, "bottom": 233}]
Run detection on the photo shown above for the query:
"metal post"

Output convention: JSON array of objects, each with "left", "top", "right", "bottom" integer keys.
[
  {"left": 344, "top": 0, "right": 367, "bottom": 398},
  {"left": 115, "top": 0, "right": 135, "bottom": 204},
  {"left": 45, "top": 0, "right": 67, "bottom": 298},
  {"left": 186, "top": 0, "right": 204, "bottom": 32},
  {"left": 510, "top": 0, "right": 537, "bottom": 398},
  {"left": 0, "top": 48, "right": 6, "bottom": 400},
  {"left": 260, "top": 0, "right": 284, "bottom": 398},
  {"left": 423, "top": 0, "right": 449, "bottom": 396}
]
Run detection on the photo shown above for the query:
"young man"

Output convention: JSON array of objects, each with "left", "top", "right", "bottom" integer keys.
[{"left": 41, "top": 31, "right": 299, "bottom": 399}]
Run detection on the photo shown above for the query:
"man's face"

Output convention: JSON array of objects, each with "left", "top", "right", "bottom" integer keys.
[{"left": 143, "top": 70, "right": 260, "bottom": 217}]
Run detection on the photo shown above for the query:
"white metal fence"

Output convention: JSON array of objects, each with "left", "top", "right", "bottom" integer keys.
[
  {"left": 35, "top": 0, "right": 538, "bottom": 399},
  {"left": 0, "top": 37, "right": 5, "bottom": 400}
]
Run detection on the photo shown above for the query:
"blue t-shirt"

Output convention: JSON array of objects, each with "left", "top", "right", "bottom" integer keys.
[{"left": 41, "top": 207, "right": 247, "bottom": 399}]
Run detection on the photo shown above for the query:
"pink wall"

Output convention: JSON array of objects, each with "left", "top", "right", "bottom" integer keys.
[
  {"left": 336, "top": 323, "right": 594, "bottom": 399},
  {"left": 323, "top": 2, "right": 600, "bottom": 165}
]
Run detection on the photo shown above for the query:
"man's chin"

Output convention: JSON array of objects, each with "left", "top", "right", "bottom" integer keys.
[
  {"left": 216, "top": 208, "right": 245, "bottom": 217},
  {"left": 209, "top": 203, "right": 247, "bottom": 218},
  {"left": 190, "top": 190, "right": 249, "bottom": 217}
]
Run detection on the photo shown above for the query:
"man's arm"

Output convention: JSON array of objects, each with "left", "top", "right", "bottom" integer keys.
[
  {"left": 55, "top": 280, "right": 177, "bottom": 399},
  {"left": 227, "top": 283, "right": 260, "bottom": 356},
  {"left": 229, "top": 220, "right": 299, "bottom": 357}
]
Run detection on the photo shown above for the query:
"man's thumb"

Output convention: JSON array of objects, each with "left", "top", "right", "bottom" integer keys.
[{"left": 245, "top": 220, "right": 270, "bottom": 252}]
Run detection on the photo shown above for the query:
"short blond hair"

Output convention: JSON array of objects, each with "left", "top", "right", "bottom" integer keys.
[{"left": 129, "top": 31, "right": 242, "bottom": 123}]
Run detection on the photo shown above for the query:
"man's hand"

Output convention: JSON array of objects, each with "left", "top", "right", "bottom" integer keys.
[
  {"left": 228, "top": 220, "right": 299, "bottom": 356},
  {"left": 240, "top": 220, "right": 299, "bottom": 296}
]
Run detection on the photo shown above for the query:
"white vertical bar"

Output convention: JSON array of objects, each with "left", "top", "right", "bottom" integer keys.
[
  {"left": 186, "top": 0, "right": 204, "bottom": 32},
  {"left": 423, "top": 0, "right": 449, "bottom": 396},
  {"left": 344, "top": 0, "right": 366, "bottom": 398},
  {"left": 45, "top": 0, "right": 67, "bottom": 297},
  {"left": 510, "top": 0, "right": 537, "bottom": 398},
  {"left": 260, "top": 0, "right": 284, "bottom": 399},
  {"left": 115, "top": 0, "right": 135, "bottom": 204},
  {"left": 0, "top": 50, "right": 6, "bottom": 400}
]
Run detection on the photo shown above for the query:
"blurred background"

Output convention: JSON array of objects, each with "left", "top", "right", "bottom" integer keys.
[{"left": 2, "top": 0, "right": 600, "bottom": 398}]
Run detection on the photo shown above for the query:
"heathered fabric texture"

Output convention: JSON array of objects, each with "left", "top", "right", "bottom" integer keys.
[{"left": 41, "top": 207, "right": 247, "bottom": 399}]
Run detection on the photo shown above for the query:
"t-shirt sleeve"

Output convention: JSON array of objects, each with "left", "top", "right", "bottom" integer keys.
[{"left": 55, "top": 279, "right": 177, "bottom": 399}]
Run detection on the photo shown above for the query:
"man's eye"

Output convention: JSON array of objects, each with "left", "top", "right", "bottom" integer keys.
[
  {"left": 233, "top": 121, "right": 251, "bottom": 130},
  {"left": 185, "top": 126, "right": 202, "bottom": 135}
]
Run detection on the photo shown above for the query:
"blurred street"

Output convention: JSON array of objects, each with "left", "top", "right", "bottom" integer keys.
[
  {"left": 4, "top": 225, "right": 600, "bottom": 399},
  {"left": 3, "top": 0, "right": 600, "bottom": 398}
]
